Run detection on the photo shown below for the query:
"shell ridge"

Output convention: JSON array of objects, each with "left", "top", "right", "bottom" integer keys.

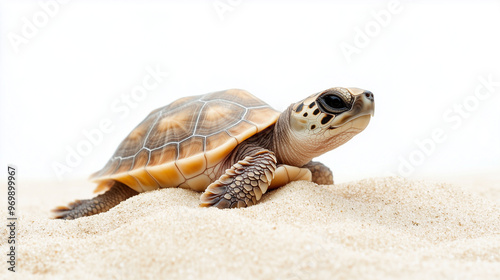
[
  {"left": 112, "top": 147, "right": 150, "bottom": 161},
  {"left": 142, "top": 151, "right": 162, "bottom": 187},
  {"left": 129, "top": 173, "right": 146, "bottom": 192},
  {"left": 192, "top": 100, "right": 208, "bottom": 135},
  {"left": 210, "top": 98, "right": 247, "bottom": 109},
  {"left": 142, "top": 109, "right": 163, "bottom": 148},
  {"left": 174, "top": 161, "right": 186, "bottom": 180}
]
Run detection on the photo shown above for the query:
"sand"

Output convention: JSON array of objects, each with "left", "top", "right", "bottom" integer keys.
[{"left": 2, "top": 176, "right": 500, "bottom": 279}]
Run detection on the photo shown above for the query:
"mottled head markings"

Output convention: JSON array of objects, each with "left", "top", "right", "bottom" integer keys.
[
  {"left": 296, "top": 103, "right": 304, "bottom": 113},
  {"left": 321, "top": 115, "right": 333, "bottom": 125},
  {"left": 308, "top": 102, "right": 316, "bottom": 108},
  {"left": 313, "top": 109, "right": 320, "bottom": 115},
  {"left": 303, "top": 112, "right": 308, "bottom": 117}
]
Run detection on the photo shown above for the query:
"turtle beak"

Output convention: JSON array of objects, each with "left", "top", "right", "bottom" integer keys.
[
  {"left": 333, "top": 88, "right": 375, "bottom": 124},
  {"left": 359, "top": 90, "right": 375, "bottom": 117}
]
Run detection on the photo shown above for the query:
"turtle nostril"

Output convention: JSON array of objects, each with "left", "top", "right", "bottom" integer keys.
[{"left": 364, "top": 91, "right": 374, "bottom": 101}]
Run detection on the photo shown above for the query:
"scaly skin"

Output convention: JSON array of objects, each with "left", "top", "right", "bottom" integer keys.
[
  {"left": 52, "top": 181, "right": 138, "bottom": 220},
  {"left": 200, "top": 148, "right": 277, "bottom": 208},
  {"left": 302, "top": 161, "right": 334, "bottom": 185}
]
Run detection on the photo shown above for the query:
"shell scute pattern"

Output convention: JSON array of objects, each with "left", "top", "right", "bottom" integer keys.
[{"left": 90, "top": 89, "right": 280, "bottom": 193}]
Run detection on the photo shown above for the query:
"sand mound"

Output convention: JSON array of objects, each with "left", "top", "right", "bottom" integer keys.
[{"left": 3, "top": 177, "right": 500, "bottom": 279}]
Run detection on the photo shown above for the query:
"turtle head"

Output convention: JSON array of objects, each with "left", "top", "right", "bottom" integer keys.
[
  {"left": 291, "top": 87, "right": 374, "bottom": 135},
  {"left": 276, "top": 87, "right": 374, "bottom": 166}
]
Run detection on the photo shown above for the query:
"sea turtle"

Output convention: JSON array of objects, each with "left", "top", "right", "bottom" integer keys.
[{"left": 53, "top": 87, "right": 374, "bottom": 219}]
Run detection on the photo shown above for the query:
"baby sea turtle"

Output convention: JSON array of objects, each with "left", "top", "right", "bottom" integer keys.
[{"left": 53, "top": 88, "right": 374, "bottom": 219}]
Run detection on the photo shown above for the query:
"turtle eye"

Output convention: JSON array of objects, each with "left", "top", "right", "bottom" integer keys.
[{"left": 318, "top": 94, "right": 349, "bottom": 114}]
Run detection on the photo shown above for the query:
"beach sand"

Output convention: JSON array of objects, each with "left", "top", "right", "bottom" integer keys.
[{"left": 2, "top": 175, "right": 500, "bottom": 279}]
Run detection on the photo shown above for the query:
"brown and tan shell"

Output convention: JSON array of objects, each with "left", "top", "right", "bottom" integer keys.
[{"left": 90, "top": 89, "right": 280, "bottom": 193}]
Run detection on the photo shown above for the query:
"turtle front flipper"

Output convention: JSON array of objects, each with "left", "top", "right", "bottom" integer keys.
[
  {"left": 268, "top": 164, "right": 312, "bottom": 189},
  {"left": 52, "top": 181, "right": 138, "bottom": 220},
  {"left": 200, "top": 149, "right": 276, "bottom": 208}
]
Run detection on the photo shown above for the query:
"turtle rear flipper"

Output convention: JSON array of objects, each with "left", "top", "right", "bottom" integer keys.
[{"left": 52, "top": 181, "right": 138, "bottom": 220}]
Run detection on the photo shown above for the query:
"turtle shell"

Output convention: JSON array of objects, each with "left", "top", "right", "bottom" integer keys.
[{"left": 90, "top": 89, "right": 280, "bottom": 193}]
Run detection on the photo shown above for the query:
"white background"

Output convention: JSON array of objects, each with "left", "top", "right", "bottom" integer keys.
[{"left": 1, "top": 0, "right": 499, "bottom": 183}]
